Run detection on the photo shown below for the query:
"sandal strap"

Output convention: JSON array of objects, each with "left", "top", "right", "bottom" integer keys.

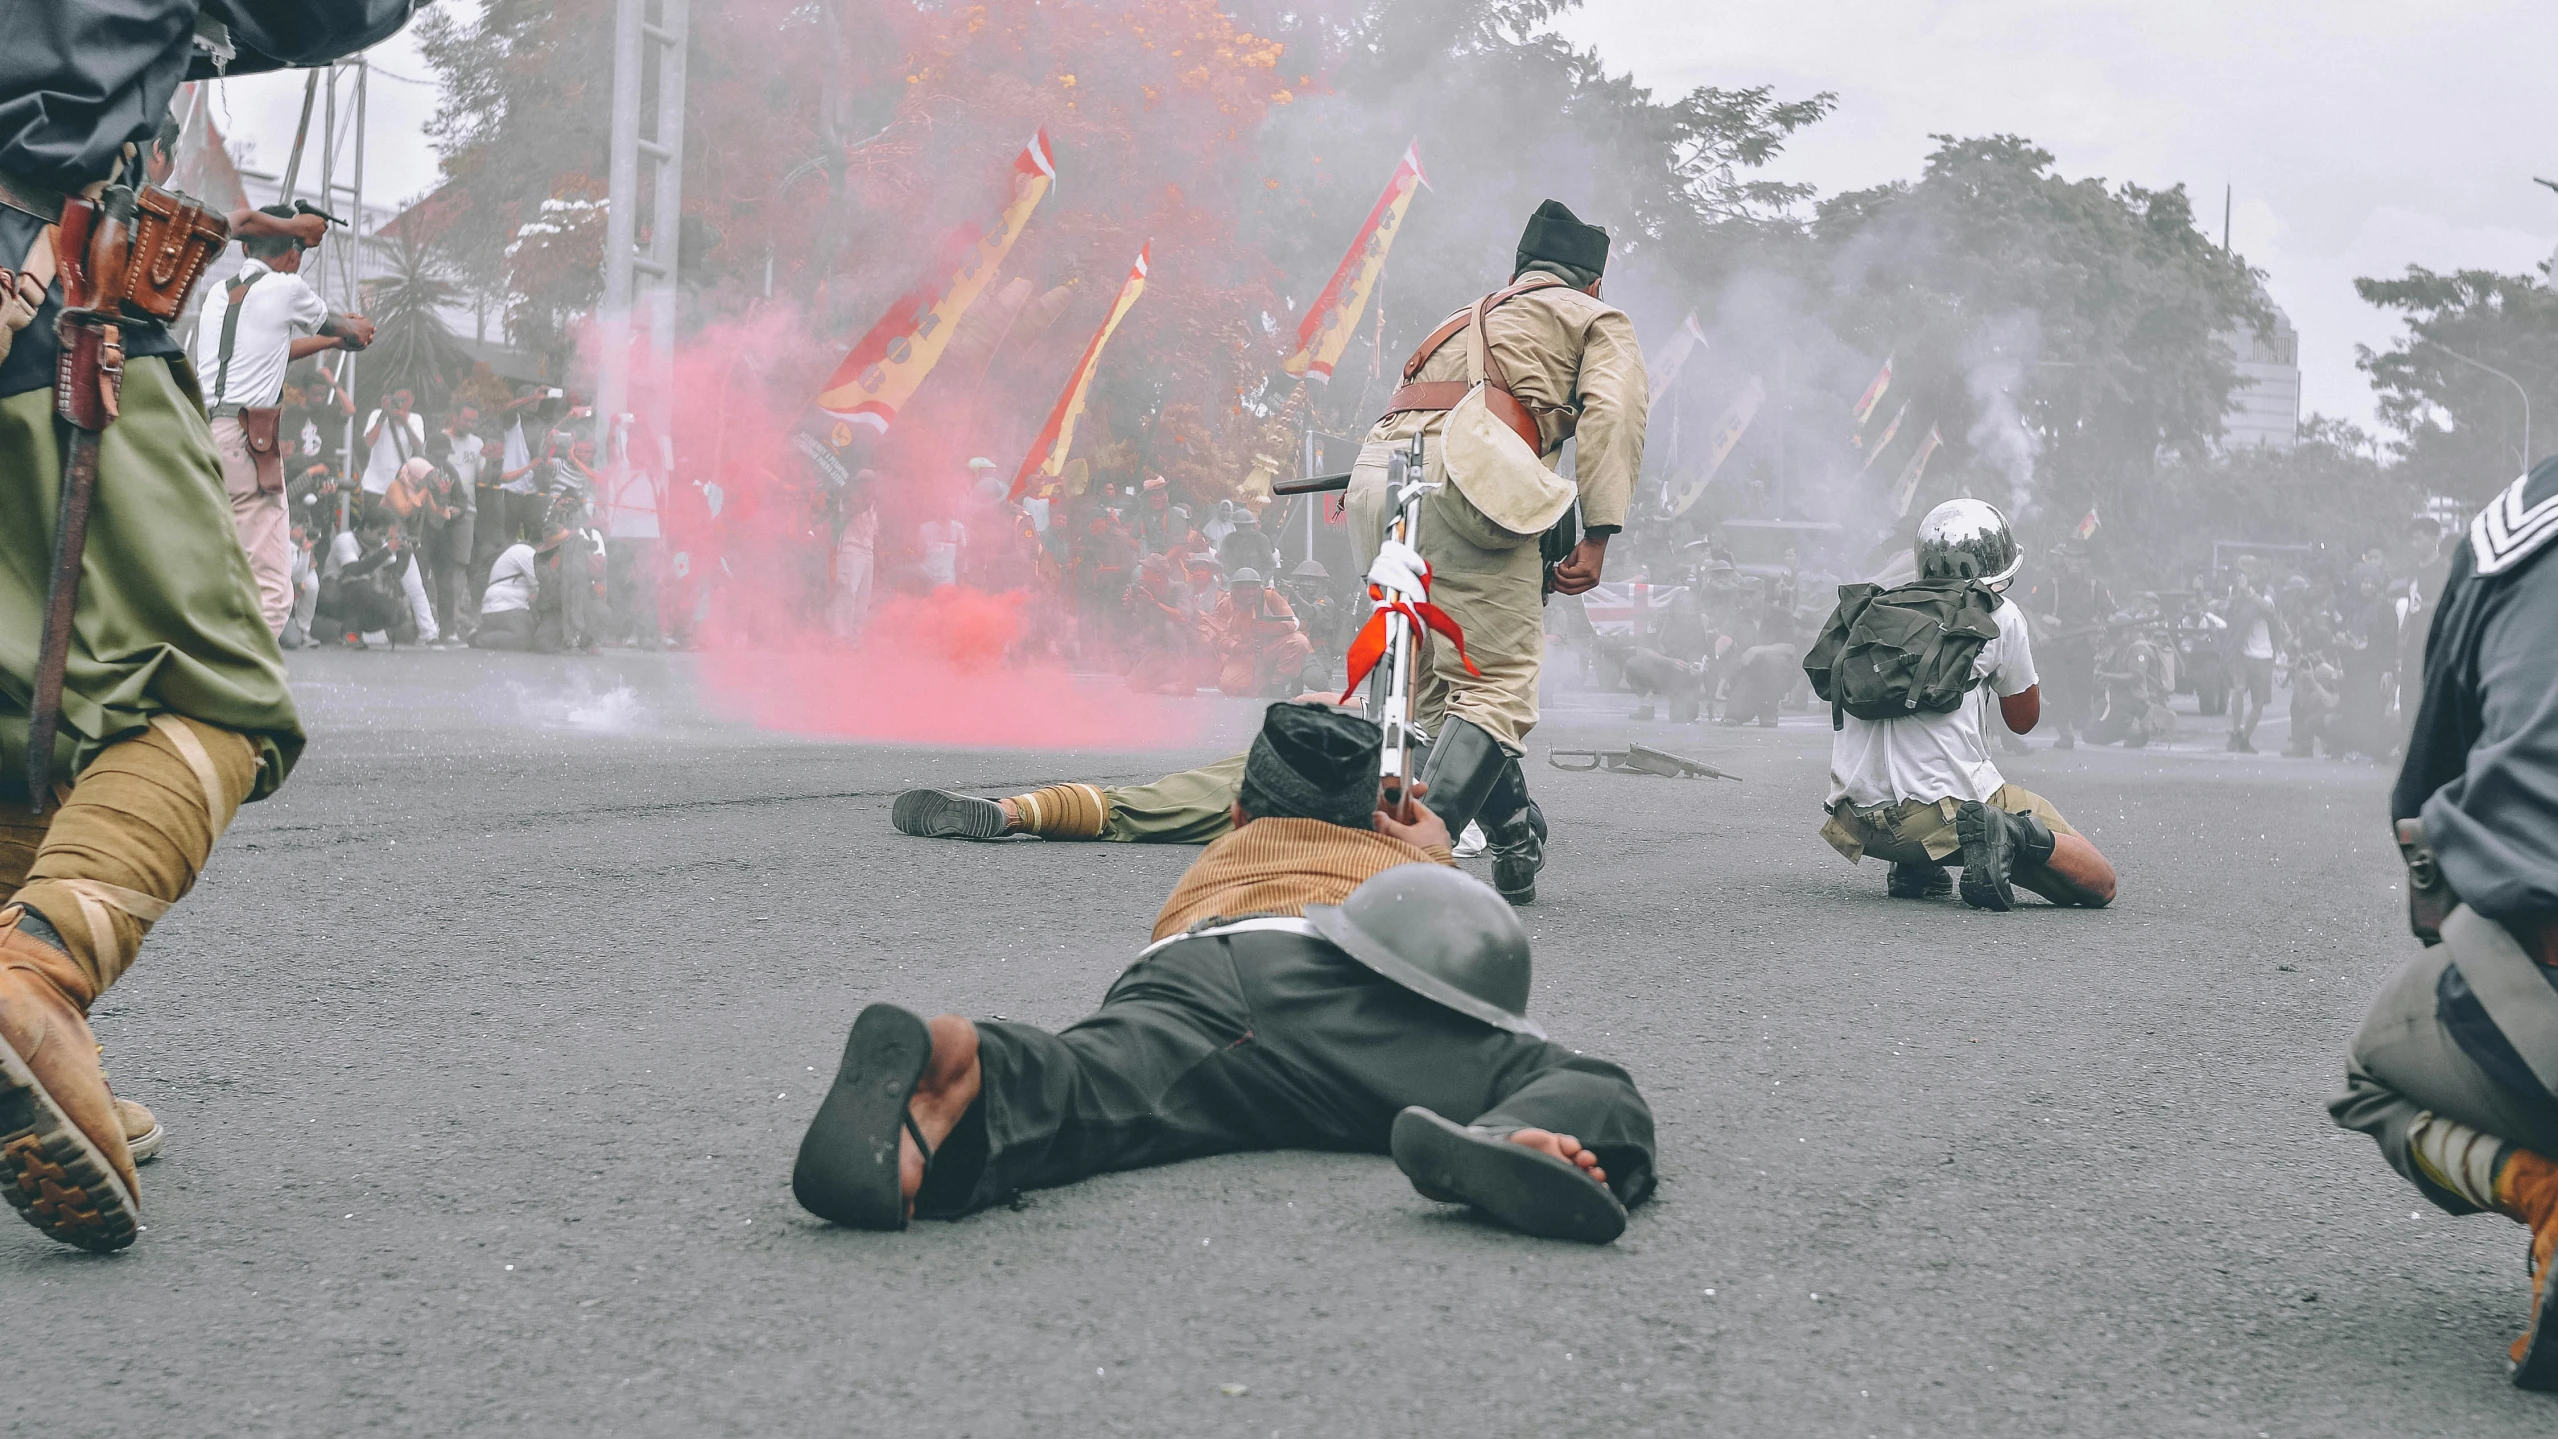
[{"left": 902, "top": 1108, "right": 933, "bottom": 1168}]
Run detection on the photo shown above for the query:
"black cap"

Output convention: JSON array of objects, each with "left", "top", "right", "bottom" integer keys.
[
  {"left": 1515, "top": 199, "right": 1610, "bottom": 278},
  {"left": 1238, "top": 701, "right": 1381, "bottom": 830}
]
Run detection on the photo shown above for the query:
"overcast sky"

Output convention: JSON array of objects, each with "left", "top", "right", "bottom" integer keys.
[
  {"left": 204, "top": 2, "right": 2555, "bottom": 433},
  {"left": 1561, "top": 0, "right": 2558, "bottom": 433}
]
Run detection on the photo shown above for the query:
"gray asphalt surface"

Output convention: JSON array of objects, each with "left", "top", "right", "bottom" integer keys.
[{"left": 10, "top": 650, "right": 2552, "bottom": 1437}]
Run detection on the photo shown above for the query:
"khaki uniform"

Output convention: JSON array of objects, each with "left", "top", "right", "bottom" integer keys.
[
  {"left": 1818, "top": 784, "right": 2078, "bottom": 865},
  {"left": 1349, "top": 275, "right": 1647, "bottom": 753}
]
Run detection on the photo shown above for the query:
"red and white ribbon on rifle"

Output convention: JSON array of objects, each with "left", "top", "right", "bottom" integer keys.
[{"left": 1338, "top": 537, "right": 1479, "bottom": 702}]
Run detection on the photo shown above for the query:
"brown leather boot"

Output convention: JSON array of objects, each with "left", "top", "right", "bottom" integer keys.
[
  {"left": 0, "top": 906, "right": 139, "bottom": 1252},
  {"left": 2497, "top": 1147, "right": 2558, "bottom": 1389}
]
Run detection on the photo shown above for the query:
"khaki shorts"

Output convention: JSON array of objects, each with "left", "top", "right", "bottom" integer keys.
[{"left": 1819, "top": 784, "right": 2077, "bottom": 865}]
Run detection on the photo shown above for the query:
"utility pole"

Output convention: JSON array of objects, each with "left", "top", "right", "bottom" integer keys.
[{"left": 598, "top": 0, "right": 691, "bottom": 509}]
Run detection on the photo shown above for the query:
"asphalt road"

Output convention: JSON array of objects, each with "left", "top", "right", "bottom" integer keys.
[{"left": 10, "top": 651, "right": 2551, "bottom": 1437}]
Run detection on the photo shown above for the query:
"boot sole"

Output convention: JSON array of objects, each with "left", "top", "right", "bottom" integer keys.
[
  {"left": 792, "top": 1004, "right": 933, "bottom": 1230},
  {"left": 892, "top": 790, "right": 1006, "bottom": 840},
  {"left": 1955, "top": 803, "right": 2016, "bottom": 912},
  {"left": 2519, "top": 1256, "right": 2558, "bottom": 1391},
  {"left": 1389, "top": 1107, "right": 1626, "bottom": 1244},
  {"left": 0, "top": 1035, "right": 139, "bottom": 1253},
  {"left": 126, "top": 1120, "right": 165, "bottom": 1165}
]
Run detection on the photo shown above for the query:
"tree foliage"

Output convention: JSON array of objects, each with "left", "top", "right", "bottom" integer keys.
[
  {"left": 1803, "top": 135, "right": 2268, "bottom": 540},
  {"left": 2355, "top": 264, "right": 2558, "bottom": 499}
]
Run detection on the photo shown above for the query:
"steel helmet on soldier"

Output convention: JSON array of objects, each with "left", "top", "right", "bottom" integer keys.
[
  {"left": 1305, "top": 865, "right": 1543, "bottom": 1037},
  {"left": 1915, "top": 498, "right": 2022, "bottom": 592}
]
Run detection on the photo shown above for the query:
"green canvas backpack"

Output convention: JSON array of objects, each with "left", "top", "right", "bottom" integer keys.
[{"left": 1802, "top": 578, "right": 2005, "bottom": 728}]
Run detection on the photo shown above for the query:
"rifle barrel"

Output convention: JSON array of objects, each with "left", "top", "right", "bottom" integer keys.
[{"left": 1272, "top": 470, "right": 1352, "bottom": 496}]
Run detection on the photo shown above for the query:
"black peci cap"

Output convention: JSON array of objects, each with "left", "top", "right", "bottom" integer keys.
[{"left": 1515, "top": 199, "right": 1610, "bottom": 278}]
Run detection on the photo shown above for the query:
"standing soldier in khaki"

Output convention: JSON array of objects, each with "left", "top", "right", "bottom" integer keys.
[
  {"left": 0, "top": 0, "right": 418, "bottom": 1254},
  {"left": 1347, "top": 200, "right": 1647, "bottom": 904}
]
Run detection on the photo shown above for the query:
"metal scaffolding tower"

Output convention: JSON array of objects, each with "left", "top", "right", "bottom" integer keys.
[{"left": 596, "top": 0, "right": 690, "bottom": 491}]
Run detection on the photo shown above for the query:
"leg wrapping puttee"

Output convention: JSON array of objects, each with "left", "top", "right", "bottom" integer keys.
[
  {"left": 2409, "top": 1110, "right": 2513, "bottom": 1211},
  {"left": 1009, "top": 784, "right": 1108, "bottom": 840},
  {"left": 14, "top": 716, "right": 257, "bottom": 996}
]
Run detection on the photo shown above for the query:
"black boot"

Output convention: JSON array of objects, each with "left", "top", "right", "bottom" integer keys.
[
  {"left": 1481, "top": 754, "right": 1543, "bottom": 906},
  {"left": 1417, "top": 717, "right": 1508, "bottom": 840},
  {"left": 1885, "top": 862, "right": 1951, "bottom": 899},
  {"left": 1955, "top": 803, "right": 2057, "bottom": 912}
]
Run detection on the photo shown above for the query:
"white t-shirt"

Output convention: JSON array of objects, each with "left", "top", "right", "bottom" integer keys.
[
  {"left": 920, "top": 520, "right": 965, "bottom": 587},
  {"left": 362, "top": 408, "right": 426, "bottom": 494},
  {"left": 2242, "top": 616, "right": 2273, "bottom": 660},
  {"left": 445, "top": 431, "right": 485, "bottom": 488},
  {"left": 481, "top": 544, "right": 539, "bottom": 613},
  {"left": 500, "top": 419, "right": 536, "bottom": 492},
  {"left": 604, "top": 469, "right": 660, "bottom": 540},
  {"left": 1826, "top": 597, "right": 2040, "bottom": 809},
  {"left": 190, "top": 260, "right": 329, "bottom": 409}
]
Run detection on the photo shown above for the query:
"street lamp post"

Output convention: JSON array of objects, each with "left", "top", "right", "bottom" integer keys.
[{"left": 2427, "top": 340, "right": 2532, "bottom": 473}]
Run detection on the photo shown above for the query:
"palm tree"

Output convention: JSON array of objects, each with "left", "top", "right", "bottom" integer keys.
[{"left": 358, "top": 230, "right": 478, "bottom": 412}]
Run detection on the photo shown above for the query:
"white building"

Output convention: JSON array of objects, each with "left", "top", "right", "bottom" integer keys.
[{"left": 2219, "top": 304, "right": 2301, "bottom": 453}]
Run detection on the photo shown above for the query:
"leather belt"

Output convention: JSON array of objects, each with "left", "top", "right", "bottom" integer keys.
[
  {"left": 0, "top": 169, "right": 69, "bottom": 225},
  {"left": 1382, "top": 379, "right": 1549, "bottom": 457}
]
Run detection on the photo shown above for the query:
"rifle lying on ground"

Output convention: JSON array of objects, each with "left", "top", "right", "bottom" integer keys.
[{"left": 1548, "top": 742, "right": 1742, "bottom": 781}]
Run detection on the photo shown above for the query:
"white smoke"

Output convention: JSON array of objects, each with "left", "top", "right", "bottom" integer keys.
[{"left": 1961, "top": 310, "right": 2044, "bottom": 518}]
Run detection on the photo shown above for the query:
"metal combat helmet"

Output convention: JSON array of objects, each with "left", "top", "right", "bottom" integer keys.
[
  {"left": 1914, "top": 498, "right": 2022, "bottom": 592},
  {"left": 1305, "top": 865, "right": 1542, "bottom": 1037}
]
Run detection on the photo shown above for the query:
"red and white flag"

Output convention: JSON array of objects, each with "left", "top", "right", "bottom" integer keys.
[
  {"left": 1854, "top": 400, "right": 1909, "bottom": 479},
  {"left": 1283, "top": 141, "right": 1426, "bottom": 383},
  {"left": 1849, "top": 353, "right": 1894, "bottom": 438},
  {"left": 1011, "top": 245, "right": 1150, "bottom": 502},
  {"left": 2076, "top": 506, "right": 2102, "bottom": 540}
]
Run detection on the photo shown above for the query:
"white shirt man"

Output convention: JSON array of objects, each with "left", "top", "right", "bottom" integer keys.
[
  {"left": 189, "top": 209, "right": 371, "bottom": 633},
  {"left": 443, "top": 413, "right": 486, "bottom": 491},
  {"left": 1826, "top": 597, "right": 2039, "bottom": 811},
  {"left": 362, "top": 394, "right": 426, "bottom": 495}
]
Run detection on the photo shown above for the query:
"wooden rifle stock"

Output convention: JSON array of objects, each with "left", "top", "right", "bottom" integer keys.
[{"left": 1271, "top": 469, "right": 1352, "bottom": 496}]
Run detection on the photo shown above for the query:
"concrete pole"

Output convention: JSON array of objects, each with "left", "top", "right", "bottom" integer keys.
[
  {"left": 644, "top": 0, "right": 689, "bottom": 484},
  {"left": 596, "top": 0, "right": 646, "bottom": 461}
]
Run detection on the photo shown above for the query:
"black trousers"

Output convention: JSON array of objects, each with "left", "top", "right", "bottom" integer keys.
[{"left": 914, "top": 928, "right": 1657, "bottom": 1219}]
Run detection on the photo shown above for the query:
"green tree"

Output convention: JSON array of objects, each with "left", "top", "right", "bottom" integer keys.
[
  {"left": 1806, "top": 135, "right": 2268, "bottom": 543},
  {"left": 356, "top": 231, "right": 479, "bottom": 412},
  {"left": 2355, "top": 264, "right": 2558, "bottom": 500}
]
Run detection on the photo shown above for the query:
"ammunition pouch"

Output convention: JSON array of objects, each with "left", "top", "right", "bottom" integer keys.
[
  {"left": 56, "top": 184, "right": 228, "bottom": 324},
  {"left": 2395, "top": 817, "right": 2456, "bottom": 946},
  {"left": 53, "top": 309, "right": 124, "bottom": 431}
]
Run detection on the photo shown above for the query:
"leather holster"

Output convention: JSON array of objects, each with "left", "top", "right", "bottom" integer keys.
[{"left": 240, "top": 405, "right": 285, "bottom": 492}]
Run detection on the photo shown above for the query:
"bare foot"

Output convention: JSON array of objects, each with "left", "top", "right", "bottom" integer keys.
[
  {"left": 1506, "top": 1128, "right": 1607, "bottom": 1187},
  {"left": 899, "top": 1014, "right": 984, "bottom": 1216}
]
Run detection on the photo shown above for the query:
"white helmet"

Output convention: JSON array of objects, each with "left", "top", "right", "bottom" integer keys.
[{"left": 1915, "top": 498, "right": 2022, "bottom": 591}]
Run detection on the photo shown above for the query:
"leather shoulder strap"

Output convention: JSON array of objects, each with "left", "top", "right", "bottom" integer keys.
[
  {"left": 1398, "top": 277, "right": 1570, "bottom": 385},
  {"left": 214, "top": 272, "right": 262, "bottom": 405}
]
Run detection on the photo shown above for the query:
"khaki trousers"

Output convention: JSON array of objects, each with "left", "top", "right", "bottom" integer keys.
[
  {"left": 1818, "top": 783, "right": 2077, "bottom": 865},
  {"left": 211, "top": 416, "right": 292, "bottom": 635},
  {"left": 1099, "top": 753, "right": 1247, "bottom": 844},
  {"left": 1348, "top": 437, "right": 1547, "bottom": 754}
]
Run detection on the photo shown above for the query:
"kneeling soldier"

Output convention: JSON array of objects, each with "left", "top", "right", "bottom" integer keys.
[
  {"left": 2330, "top": 457, "right": 2558, "bottom": 1390},
  {"left": 1806, "top": 500, "right": 2117, "bottom": 910},
  {"left": 805, "top": 702, "right": 1654, "bottom": 1241}
]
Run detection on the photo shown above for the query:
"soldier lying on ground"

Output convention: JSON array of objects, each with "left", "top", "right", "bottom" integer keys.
[
  {"left": 888, "top": 697, "right": 1548, "bottom": 902},
  {"left": 2330, "top": 458, "right": 2558, "bottom": 1390},
  {"left": 797, "top": 702, "right": 1655, "bottom": 1242},
  {"left": 1807, "top": 500, "right": 2118, "bottom": 911}
]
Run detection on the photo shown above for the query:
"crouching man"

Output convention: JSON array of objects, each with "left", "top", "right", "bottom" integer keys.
[
  {"left": 800, "top": 701, "right": 1654, "bottom": 1242},
  {"left": 2329, "top": 458, "right": 2558, "bottom": 1390},
  {"left": 1806, "top": 500, "right": 2117, "bottom": 910}
]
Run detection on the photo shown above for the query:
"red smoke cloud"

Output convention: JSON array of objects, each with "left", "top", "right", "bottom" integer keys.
[{"left": 626, "top": 306, "right": 1203, "bottom": 751}]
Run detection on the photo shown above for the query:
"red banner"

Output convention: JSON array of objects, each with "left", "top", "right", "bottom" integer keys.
[
  {"left": 1282, "top": 141, "right": 1426, "bottom": 383},
  {"left": 1010, "top": 245, "right": 1150, "bottom": 502}
]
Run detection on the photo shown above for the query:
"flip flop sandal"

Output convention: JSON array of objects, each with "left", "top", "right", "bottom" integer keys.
[
  {"left": 1389, "top": 1106, "right": 1627, "bottom": 1245},
  {"left": 792, "top": 1004, "right": 936, "bottom": 1230},
  {"left": 892, "top": 790, "right": 1007, "bottom": 840}
]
